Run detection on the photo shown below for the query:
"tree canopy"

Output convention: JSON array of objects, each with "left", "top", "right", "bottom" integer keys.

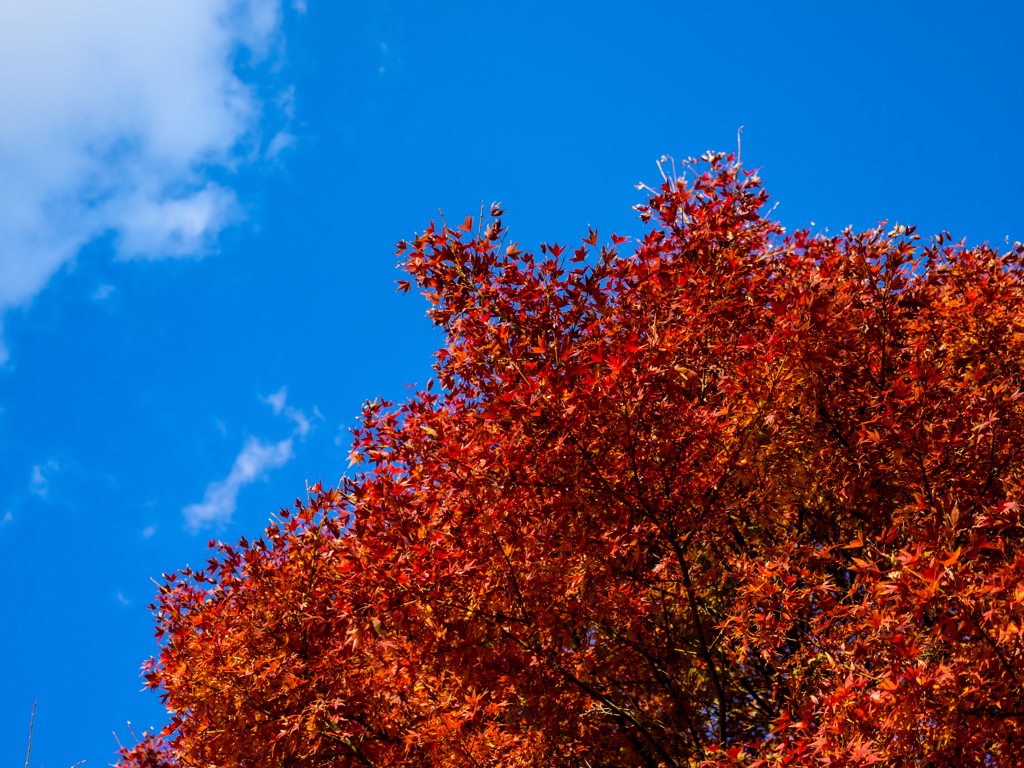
[{"left": 120, "top": 154, "right": 1024, "bottom": 768}]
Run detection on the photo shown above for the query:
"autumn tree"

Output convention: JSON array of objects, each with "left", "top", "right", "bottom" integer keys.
[{"left": 122, "top": 154, "right": 1024, "bottom": 768}]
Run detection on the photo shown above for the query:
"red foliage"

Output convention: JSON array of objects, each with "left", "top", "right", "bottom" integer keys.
[
  {"left": 115, "top": 733, "right": 179, "bottom": 768},
  {"left": 126, "top": 154, "right": 1024, "bottom": 767}
]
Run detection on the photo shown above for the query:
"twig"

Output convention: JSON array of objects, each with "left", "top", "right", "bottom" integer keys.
[{"left": 25, "top": 700, "right": 37, "bottom": 768}]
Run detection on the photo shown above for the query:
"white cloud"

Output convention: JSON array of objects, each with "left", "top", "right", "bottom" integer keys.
[
  {"left": 113, "top": 183, "right": 244, "bottom": 260},
  {"left": 92, "top": 284, "right": 115, "bottom": 301},
  {"left": 262, "top": 386, "right": 288, "bottom": 414},
  {"left": 29, "top": 466, "right": 47, "bottom": 498},
  {"left": 260, "top": 385, "right": 315, "bottom": 438},
  {"left": 0, "top": 0, "right": 296, "bottom": 360},
  {"left": 1, "top": 511, "right": 12, "bottom": 526},
  {"left": 265, "top": 86, "right": 298, "bottom": 159},
  {"left": 183, "top": 435, "right": 293, "bottom": 532},
  {"left": 29, "top": 460, "right": 60, "bottom": 499},
  {"left": 183, "top": 386, "right": 317, "bottom": 532},
  {"left": 266, "top": 130, "right": 297, "bottom": 159},
  {"left": 116, "top": 591, "right": 130, "bottom": 606},
  {"left": 291, "top": 0, "right": 308, "bottom": 14},
  {"left": 290, "top": 410, "right": 311, "bottom": 438},
  {"left": 142, "top": 524, "right": 157, "bottom": 538}
]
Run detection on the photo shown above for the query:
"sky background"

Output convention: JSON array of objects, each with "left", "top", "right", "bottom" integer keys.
[{"left": 1, "top": 1, "right": 1021, "bottom": 764}]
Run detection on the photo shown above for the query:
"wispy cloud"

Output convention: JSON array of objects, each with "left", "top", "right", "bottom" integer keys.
[
  {"left": 265, "top": 86, "right": 299, "bottom": 160},
  {"left": 29, "top": 460, "right": 59, "bottom": 499},
  {"left": 261, "top": 385, "right": 315, "bottom": 438},
  {"left": 183, "top": 436, "right": 293, "bottom": 532},
  {"left": 266, "top": 130, "right": 298, "bottom": 159},
  {"left": 91, "top": 284, "right": 115, "bottom": 301},
  {"left": 0, "top": 0, "right": 299, "bottom": 361},
  {"left": 142, "top": 525, "right": 157, "bottom": 539},
  {"left": 183, "top": 386, "right": 316, "bottom": 533},
  {"left": 1, "top": 511, "right": 12, "bottom": 526}
]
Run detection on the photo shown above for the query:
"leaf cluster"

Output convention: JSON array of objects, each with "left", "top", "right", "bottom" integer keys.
[{"left": 122, "top": 154, "right": 1024, "bottom": 768}]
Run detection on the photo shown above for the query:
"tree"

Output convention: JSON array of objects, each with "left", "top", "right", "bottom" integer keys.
[{"left": 122, "top": 154, "right": 1024, "bottom": 768}]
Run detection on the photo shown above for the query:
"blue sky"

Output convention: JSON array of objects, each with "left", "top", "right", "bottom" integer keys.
[{"left": 1, "top": 1, "right": 1021, "bottom": 764}]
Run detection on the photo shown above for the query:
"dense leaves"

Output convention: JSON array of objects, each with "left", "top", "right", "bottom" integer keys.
[
  {"left": 116, "top": 733, "right": 180, "bottom": 768},
  {"left": 123, "top": 154, "right": 1024, "bottom": 767}
]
